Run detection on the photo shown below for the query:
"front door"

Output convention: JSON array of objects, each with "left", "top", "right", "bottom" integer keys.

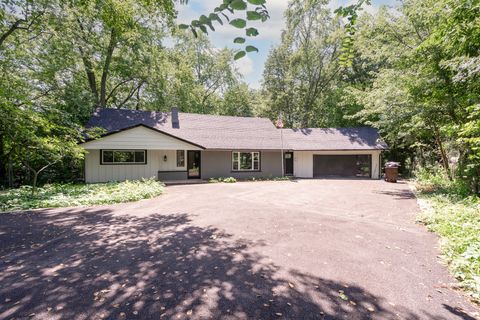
[
  {"left": 187, "top": 151, "right": 201, "bottom": 179},
  {"left": 284, "top": 152, "right": 294, "bottom": 175}
]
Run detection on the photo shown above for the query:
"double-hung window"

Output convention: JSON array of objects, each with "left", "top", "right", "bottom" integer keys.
[
  {"left": 232, "top": 152, "right": 260, "bottom": 171},
  {"left": 176, "top": 150, "right": 185, "bottom": 167},
  {"left": 101, "top": 150, "right": 146, "bottom": 164}
]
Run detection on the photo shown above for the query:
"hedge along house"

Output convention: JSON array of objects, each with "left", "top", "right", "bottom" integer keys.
[{"left": 80, "top": 108, "right": 387, "bottom": 183}]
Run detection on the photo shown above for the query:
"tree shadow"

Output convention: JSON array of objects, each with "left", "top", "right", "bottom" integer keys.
[
  {"left": 0, "top": 208, "right": 472, "bottom": 319},
  {"left": 373, "top": 189, "right": 417, "bottom": 200}
]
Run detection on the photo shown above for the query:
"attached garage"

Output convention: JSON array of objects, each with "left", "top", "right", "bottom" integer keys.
[
  {"left": 281, "top": 128, "right": 387, "bottom": 179},
  {"left": 313, "top": 154, "right": 371, "bottom": 177}
]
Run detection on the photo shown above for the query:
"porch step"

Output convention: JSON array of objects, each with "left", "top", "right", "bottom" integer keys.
[{"left": 162, "top": 179, "right": 208, "bottom": 186}]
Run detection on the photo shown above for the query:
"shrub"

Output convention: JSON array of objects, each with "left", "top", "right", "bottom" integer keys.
[
  {"left": 414, "top": 166, "right": 480, "bottom": 301},
  {"left": 0, "top": 178, "right": 165, "bottom": 212}
]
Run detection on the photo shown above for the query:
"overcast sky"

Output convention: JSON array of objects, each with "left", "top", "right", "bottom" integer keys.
[{"left": 176, "top": 0, "right": 398, "bottom": 89}]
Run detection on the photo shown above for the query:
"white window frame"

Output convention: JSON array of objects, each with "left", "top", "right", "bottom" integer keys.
[
  {"left": 232, "top": 151, "right": 260, "bottom": 171},
  {"left": 101, "top": 150, "right": 147, "bottom": 165},
  {"left": 176, "top": 150, "right": 185, "bottom": 167}
]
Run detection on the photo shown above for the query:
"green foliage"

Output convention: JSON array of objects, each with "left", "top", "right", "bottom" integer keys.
[
  {"left": 208, "top": 177, "right": 237, "bottom": 183},
  {"left": 0, "top": 178, "right": 165, "bottom": 212},
  {"left": 334, "top": 0, "right": 371, "bottom": 67},
  {"left": 180, "top": 0, "right": 269, "bottom": 58},
  {"left": 415, "top": 172, "right": 480, "bottom": 301},
  {"left": 262, "top": 0, "right": 353, "bottom": 128},
  {"left": 347, "top": 0, "right": 480, "bottom": 193}
]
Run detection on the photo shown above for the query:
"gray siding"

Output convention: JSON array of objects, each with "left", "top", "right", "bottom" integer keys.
[
  {"left": 201, "top": 151, "right": 282, "bottom": 179},
  {"left": 158, "top": 171, "right": 188, "bottom": 181}
]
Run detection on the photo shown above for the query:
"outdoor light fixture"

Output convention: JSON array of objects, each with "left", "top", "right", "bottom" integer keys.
[{"left": 163, "top": 155, "right": 167, "bottom": 162}]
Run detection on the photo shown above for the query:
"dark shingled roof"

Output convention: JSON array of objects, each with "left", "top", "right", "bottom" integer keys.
[
  {"left": 86, "top": 108, "right": 283, "bottom": 150},
  {"left": 281, "top": 128, "right": 388, "bottom": 150},
  {"left": 85, "top": 108, "right": 387, "bottom": 151}
]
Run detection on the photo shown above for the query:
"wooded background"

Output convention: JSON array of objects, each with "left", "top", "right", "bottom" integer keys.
[{"left": 1, "top": 0, "right": 479, "bottom": 193}]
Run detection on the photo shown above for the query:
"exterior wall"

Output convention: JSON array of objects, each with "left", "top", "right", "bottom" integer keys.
[
  {"left": 294, "top": 150, "right": 382, "bottom": 179},
  {"left": 85, "top": 149, "right": 187, "bottom": 183},
  {"left": 158, "top": 171, "right": 188, "bottom": 181},
  {"left": 201, "top": 150, "right": 282, "bottom": 180},
  {"left": 80, "top": 126, "right": 201, "bottom": 150}
]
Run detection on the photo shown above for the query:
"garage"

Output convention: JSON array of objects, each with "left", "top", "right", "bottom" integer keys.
[{"left": 313, "top": 155, "right": 371, "bottom": 177}]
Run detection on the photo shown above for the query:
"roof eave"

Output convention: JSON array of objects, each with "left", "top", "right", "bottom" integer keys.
[{"left": 80, "top": 123, "right": 206, "bottom": 150}]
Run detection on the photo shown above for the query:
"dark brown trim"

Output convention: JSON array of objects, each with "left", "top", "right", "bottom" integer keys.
[
  {"left": 284, "top": 151, "right": 294, "bottom": 176},
  {"left": 100, "top": 149, "right": 148, "bottom": 165},
  {"left": 187, "top": 150, "right": 202, "bottom": 179},
  {"left": 231, "top": 151, "right": 262, "bottom": 172},
  {"left": 83, "top": 124, "right": 206, "bottom": 150}
]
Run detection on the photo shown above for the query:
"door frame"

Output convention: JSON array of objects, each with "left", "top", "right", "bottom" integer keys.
[
  {"left": 284, "top": 151, "right": 294, "bottom": 176},
  {"left": 187, "top": 150, "right": 201, "bottom": 179}
]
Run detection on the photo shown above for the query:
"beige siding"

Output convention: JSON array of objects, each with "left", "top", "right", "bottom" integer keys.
[
  {"left": 80, "top": 126, "right": 201, "bottom": 150},
  {"left": 85, "top": 149, "right": 187, "bottom": 183},
  {"left": 294, "top": 150, "right": 382, "bottom": 179}
]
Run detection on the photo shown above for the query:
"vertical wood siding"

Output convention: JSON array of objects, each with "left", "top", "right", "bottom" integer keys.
[{"left": 85, "top": 149, "right": 187, "bottom": 183}]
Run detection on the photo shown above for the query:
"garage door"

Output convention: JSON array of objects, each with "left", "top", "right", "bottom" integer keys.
[{"left": 313, "top": 155, "right": 371, "bottom": 177}]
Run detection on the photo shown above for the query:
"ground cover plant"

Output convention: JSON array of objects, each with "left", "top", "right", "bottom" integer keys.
[{"left": 0, "top": 178, "right": 164, "bottom": 212}]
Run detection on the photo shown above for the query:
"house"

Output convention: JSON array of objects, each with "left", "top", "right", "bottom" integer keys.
[{"left": 80, "top": 108, "right": 387, "bottom": 183}]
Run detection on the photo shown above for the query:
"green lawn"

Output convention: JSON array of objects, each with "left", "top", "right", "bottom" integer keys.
[
  {"left": 414, "top": 172, "right": 480, "bottom": 302},
  {"left": 0, "top": 178, "right": 165, "bottom": 212}
]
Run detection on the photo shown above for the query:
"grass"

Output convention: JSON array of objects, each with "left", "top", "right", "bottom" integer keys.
[
  {"left": 414, "top": 168, "right": 480, "bottom": 302},
  {"left": 0, "top": 178, "right": 165, "bottom": 212}
]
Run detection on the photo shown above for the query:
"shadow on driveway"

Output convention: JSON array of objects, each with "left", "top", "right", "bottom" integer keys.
[{"left": 0, "top": 208, "right": 475, "bottom": 320}]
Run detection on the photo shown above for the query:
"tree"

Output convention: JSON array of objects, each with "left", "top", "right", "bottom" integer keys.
[
  {"left": 346, "top": 0, "right": 479, "bottom": 190},
  {"left": 220, "top": 83, "right": 255, "bottom": 117},
  {"left": 262, "top": 0, "right": 343, "bottom": 127}
]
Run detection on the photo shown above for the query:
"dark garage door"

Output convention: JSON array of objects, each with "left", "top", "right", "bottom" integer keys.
[{"left": 313, "top": 155, "right": 371, "bottom": 177}]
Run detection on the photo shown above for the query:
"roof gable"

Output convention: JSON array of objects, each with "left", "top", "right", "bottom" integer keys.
[{"left": 81, "top": 124, "right": 203, "bottom": 150}]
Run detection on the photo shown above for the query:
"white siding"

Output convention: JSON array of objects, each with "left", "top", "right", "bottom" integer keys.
[
  {"left": 80, "top": 126, "right": 201, "bottom": 150},
  {"left": 85, "top": 149, "right": 187, "bottom": 183},
  {"left": 294, "top": 150, "right": 382, "bottom": 179}
]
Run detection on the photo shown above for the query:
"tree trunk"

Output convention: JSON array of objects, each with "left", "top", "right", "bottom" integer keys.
[
  {"left": 32, "top": 171, "right": 38, "bottom": 196},
  {"left": 100, "top": 29, "right": 117, "bottom": 108},
  {"left": 0, "top": 132, "right": 5, "bottom": 187},
  {"left": 432, "top": 125, "right": 452, "bottom": 180},
  {"left": 7, "top": 153, "right": 13, "bottom": 188}
]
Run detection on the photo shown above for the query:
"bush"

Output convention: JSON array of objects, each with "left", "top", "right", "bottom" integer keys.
[
  {"left": 414, "top": 166, "right": 470, "bottom": 198},
  {"left": 0, "top": 178, "right": 165, "bottom": 212},
  {"left": 414, "top": 166, "right": 480, "bottom": 302},
  {"left": 208, "top": 177, "right": 237, "bottom": 183}
]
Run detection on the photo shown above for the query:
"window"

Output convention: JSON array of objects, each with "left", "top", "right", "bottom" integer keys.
[
  {"left": 101, "top": 150, "right": 146, "bottom": 164},
  {"left": 176, "top": 150, "right": 185, "bottom": 167},
  {"left": 232, "top": 152, "right": 260, "bottom": 171},
  {"left": 356, "top": 155, "right": 371, "bottom": 177}
]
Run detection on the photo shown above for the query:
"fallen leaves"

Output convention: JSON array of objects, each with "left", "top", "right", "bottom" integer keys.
[{"left": 338, "top": 290, "right": 349, "bottom": 301}]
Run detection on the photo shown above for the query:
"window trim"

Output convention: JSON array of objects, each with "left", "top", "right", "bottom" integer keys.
[
  {"left": 176, "top": 150, "right": 185, "bottom": 168},
  {"left": 100, "top": 149, "right": 147, "bottom": 165},
  {"left": 231, "top": 151, "right": 261, "bottom": 172}
]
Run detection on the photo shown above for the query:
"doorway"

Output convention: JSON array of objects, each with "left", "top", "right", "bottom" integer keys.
[
  {"left": 284, "top": 152, "right": 294, "bottom": 176},
  {"left": 187, "top": 151, "right": 201, "bottom": 179}
]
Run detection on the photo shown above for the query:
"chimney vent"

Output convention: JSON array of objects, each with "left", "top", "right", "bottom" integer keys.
[{"left": 171, "top": 107, "right": 179, "bottom": 128}]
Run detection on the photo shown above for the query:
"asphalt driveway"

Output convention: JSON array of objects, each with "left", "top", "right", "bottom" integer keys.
[{"left": 0, "top": 179, "right": 478, "bottom": 320}]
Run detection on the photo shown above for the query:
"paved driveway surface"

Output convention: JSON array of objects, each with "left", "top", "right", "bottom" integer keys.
[{"left": 0, "top": 179, "right": 478, "bottom": 320}]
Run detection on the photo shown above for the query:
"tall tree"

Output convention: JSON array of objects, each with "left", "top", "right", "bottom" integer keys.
[{"left": 262, "top": 0, "right": 343, "bottom": 127}]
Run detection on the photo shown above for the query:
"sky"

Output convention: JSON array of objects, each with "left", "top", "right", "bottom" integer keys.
[{"left": 176, "top": 0, "right": 398, "bottom": 89}]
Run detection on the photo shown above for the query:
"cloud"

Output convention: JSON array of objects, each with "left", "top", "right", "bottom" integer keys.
[{"left": 234, "top": 54, "right": 254, "bottom": 77}]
